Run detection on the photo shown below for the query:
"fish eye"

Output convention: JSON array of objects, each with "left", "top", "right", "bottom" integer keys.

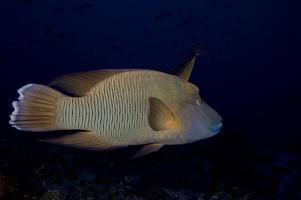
[{"left": 196, "top": 99, "right": 202, "bottom": 106}]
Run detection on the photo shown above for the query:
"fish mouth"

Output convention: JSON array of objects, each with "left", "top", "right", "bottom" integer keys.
[{"left": 210, "top": 121, "right": 223, "bottom": 134}]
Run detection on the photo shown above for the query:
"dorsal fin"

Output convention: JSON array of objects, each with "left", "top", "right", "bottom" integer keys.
[
  {"left": 49, "top": 69, "right": 128, "bottom": 96},
  {"left": 175, "top": 54, "right": 197, "bottom": 80},
  {"left": 148, "top": 97, "right": 178, "bottom": 131},
  {"left": 40, "top": 131, "right": 122, "bottom": 150}
]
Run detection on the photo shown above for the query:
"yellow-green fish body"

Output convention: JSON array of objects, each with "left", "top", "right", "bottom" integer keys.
[
  {"left": 56, "top": 70, "right": 193, "bottom": 145},
  {"left": 10, "top": 54, "right": 223, "bottom": 158}
]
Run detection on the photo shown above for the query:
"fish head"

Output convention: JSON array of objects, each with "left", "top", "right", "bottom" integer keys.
[{"left": 178, "top": 82, "right": 222, "bottom": 143}]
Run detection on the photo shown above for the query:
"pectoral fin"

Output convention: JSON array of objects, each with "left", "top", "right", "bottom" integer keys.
[
  {"left": 132, "top": 143, "right": 164, "bottom": 159},
  {"left": 41, "top": 131, "right": 120, "bottom": 150},
  {"left": 148, "top": 97, "right": 178, "bottom": 131}
]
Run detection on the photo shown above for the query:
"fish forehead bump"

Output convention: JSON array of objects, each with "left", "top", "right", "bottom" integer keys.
[{"left": 182, "top": 81, "right": 199, "bottom": 95}]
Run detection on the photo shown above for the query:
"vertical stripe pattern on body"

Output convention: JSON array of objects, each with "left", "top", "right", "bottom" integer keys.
[{"left": 56, "top": 70, "right": 176, "bottom": 145}]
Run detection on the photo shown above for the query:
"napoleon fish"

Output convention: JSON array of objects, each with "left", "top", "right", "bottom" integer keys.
[{"left": 9, "top": 54, "right": 222, "bottom": 158}]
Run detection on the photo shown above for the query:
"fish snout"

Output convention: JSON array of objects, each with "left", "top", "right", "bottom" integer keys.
[{"left": 210, "top": 121, "right": 223, "bottom": 134}]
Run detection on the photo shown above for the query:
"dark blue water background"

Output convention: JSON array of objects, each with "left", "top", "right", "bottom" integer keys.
[
  {"left": 0, "top": 0, "right": 296, "bottom": 146},
  {"left": 0, "top": 0, "right": 298, "bottom": 199}
]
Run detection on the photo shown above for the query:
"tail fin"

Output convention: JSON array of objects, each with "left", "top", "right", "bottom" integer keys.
[{"left": 9, "top": 84, "right": 66, "bottom": 132}]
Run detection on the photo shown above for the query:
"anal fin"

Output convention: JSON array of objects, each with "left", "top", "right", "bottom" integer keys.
[
  {"left": 132, "top": 143, "right": 164, "bottom": 159},
  {"left": 41, "top": 131, "right": 120, "bottom": 151}
]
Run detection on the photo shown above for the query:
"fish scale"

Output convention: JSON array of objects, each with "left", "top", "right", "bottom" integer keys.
[{"left": 55, "top": 71, "right": 173, "bottom": 145}]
